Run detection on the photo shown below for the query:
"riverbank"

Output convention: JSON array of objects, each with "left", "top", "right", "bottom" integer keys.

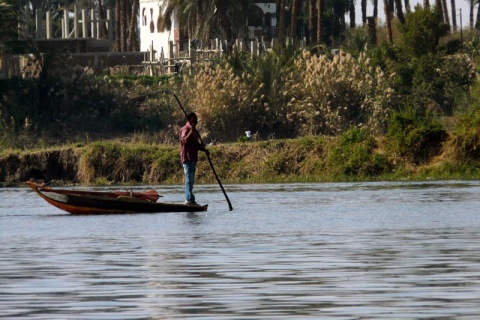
[{"left": 1, "top": 133, "right": 479, "bottom": 187}]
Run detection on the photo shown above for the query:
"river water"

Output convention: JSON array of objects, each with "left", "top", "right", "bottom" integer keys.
[{"left": 1, "top": 181, "right": 480, "bottom": 319}]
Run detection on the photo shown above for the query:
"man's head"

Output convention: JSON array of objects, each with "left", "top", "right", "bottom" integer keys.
[{"left": 187, "top": 112, "right": 198, "bottom": 125}]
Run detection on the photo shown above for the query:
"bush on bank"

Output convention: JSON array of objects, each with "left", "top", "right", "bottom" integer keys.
[{"left": 2, "top": 6, "right": 480, "bottom": 184}]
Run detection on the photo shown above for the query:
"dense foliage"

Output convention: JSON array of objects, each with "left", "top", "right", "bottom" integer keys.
[{"left": 1, "top": 5, "right": 480, "bottom": 178}]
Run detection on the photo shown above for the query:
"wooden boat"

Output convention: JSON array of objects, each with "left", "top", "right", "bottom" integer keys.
[{"left": 27, "top": 181, "right": 208, "bottom": 214}]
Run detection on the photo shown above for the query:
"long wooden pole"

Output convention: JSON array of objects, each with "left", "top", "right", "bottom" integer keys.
[{"left": 173, "top": 93, "right": 233, "bottom": 211}]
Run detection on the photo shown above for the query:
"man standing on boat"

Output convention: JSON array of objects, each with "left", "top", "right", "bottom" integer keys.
[{"left": 180, "top": 112, "right": 209, "bottom": 205}]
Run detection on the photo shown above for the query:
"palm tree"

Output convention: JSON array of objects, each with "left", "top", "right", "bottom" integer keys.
[
  {"left": 317, "top": 0, "right": 323, "bottom": 42},
  {"left": 278, "top": 0, "right": 286, "bottom": 44},
  {"left": 394, "top": 0, "right": 406, "bottom": 24},
  {"left": 469, "top": 0, "right": 474, "bottom": 28},
  {"left": 290, "top": 0, "right": 301, "bottom": 43},
  {"left": 290, "top": 0, "right": 303, "bottom": 43},
  {"left": 114, "top": 0, "right": 120, "bottom": 50},
  {"left": 450, "top": 0, "right": 457, "bottom": 31},
  {"left": 405, "top": 0, "right": 411, "bottom": 12},
  {"left": 308, "top": 0, "right": 316, "bottom": 44},
  {"left": 120, "top": 0, "right": 127, "bottom": 51},
  {"left": 349, "top": 0, "right": 356, "bottom": 28},
  {"left": 1, "top": 0, "right": 34, "bottom": 78},
  {"left": 373, "top": 0, "right": 378, "bottom": 18},
  {"left": 361, "top": 0, "right": 367, "bottom": 24},
  {"left": 384, "top": 0, "right": 393, "bottom": 42},
  {"left": 476, "top": 0, "right": 480, "bottom": 29},
  {"left": 162, "top": 0, "right": 248, "bottom": 52},
  {"left": 388, "top": 0, "right": 394, "bottom": 12},
  {"left": 127, "top": 0, "right": 139, "bottom": 51},
  {"left": 1, "top": 0, "right": 21, "bottom": 48},
  {"left": 441, "top": 0, "right": 450, "bottom": 26}
]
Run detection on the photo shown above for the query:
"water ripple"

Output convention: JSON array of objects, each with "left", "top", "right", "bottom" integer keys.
[{"left": 1, "top": 182, "right": 480, "bottom": 319}]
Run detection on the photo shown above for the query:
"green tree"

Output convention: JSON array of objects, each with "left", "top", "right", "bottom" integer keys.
[{"left": 398, "top": 4, "right": 449, "bottom": 56}]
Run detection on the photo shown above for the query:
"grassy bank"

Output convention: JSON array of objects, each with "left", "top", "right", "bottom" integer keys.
[{"left": 2, "top": 129, "right": 480, "bottom": 187}]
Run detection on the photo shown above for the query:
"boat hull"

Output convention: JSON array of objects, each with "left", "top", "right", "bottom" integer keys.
[{"left": 27, "top": 181, "right": 208, "bottom": 214}]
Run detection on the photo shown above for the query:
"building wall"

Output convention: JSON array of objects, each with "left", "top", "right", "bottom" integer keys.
[
  {"left": 248, "top": 2, "right": 277, "bottom": 40},
  {"left": 139, "top": 0, "right": 277, "bottom": 60},
  {"left": 139, "top": 0, "right": 179, "bottom": 61}
]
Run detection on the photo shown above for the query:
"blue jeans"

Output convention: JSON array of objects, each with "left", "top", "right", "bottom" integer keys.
[{"left": 183, "top": 161, "right": 196, "bottom": 202}]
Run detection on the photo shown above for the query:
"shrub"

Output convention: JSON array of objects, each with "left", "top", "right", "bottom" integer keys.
[
  {"left": 386, "top": 107, "right": 448, "bottom": 164},
  {"left": 286, "top": 50, "right": 394, "bottom": 136},
  {"left": 326, "top": 127, "right": 391, "bottom": 178},
  {"left": 445, "top": 88, "right": 480, "bottom": 163}
]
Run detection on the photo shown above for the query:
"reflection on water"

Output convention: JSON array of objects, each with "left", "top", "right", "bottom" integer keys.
[{"left": 1, "top": 181, "right": 480, "bottom": 319}]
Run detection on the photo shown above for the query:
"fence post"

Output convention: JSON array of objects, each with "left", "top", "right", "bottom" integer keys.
[
  {"left": 74, "top": 6, "right": 79, "bottom": 38},
  {"left": 82, "top": 9, "right": 88, "bottom": 38},
  {"left": 91, "top": 9, "right": 96, "bottom": 39},
  {"left": 149, "top": 41, "right": 154, "bottom": 76},
  {"left": 46, "top": 11, "right": 51, "bottom": 39},
  {"left": 169, "top": 41, "right": 175, "bottom": 73},
  {"left": 63, "top": 9, "right": 70, "bottom": 38},
  {"left": 107, "top": 9, "right": 113, "bottom": 40},
  {"left": 24, "top": 6, "right": 31, "bottom": 36},
  {"left": 251, "top": 40, "right": 257, "bottom": 56},
  {"left": 35, "top": 9, "right": 42, "bottom": 39}
]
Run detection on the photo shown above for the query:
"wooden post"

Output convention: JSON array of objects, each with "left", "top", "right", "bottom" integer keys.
[
  {"left": 24, "top": 6, "right": 30, "bottom": 36},
  {"left": 107, "top": 9, "right": 113, "bottom": 40},
  {"left": 91, "top": 9, "right": 96, "bottom": 39},
  {"left": 35, "top": 9, "right": 42, "bottom": 39},
  {"left": 64, "top": 9, "right": 69, "bottom": 38},
  {"left": 82, "top": 9, "right": 88, "bottom": 38},
  {"left": 251, "top": 40, "right": 258, "bottom": 56},
  {"left": 149, "top": 41, "right": 154, "bottom": 76},
  {"left": 46, "top": 11, "right": 51, "bottom": 39},
  {"left": 190, "top": 48, "right": 196, "bottom": 65},
  {"left": 96, "top": 15, "right": 100, "bottom": 39},
  {"left": 169, "top": 41, "right": 175, "bottom": 73},
  {"left": 74, "top": 6, "right": 79, "bottom": 38}
]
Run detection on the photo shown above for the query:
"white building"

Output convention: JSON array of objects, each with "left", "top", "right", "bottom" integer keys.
[{"left": 139, "top": 0, "right": 277, "bottom": 62}]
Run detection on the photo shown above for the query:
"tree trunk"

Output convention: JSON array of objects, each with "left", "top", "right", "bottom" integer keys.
[
  {"left": 290, "top": 0, "right": 300, "bottom": 43},
  {"left": 308, "top": 0, "right": 316, "bottom": 44},
  {"left": 278, "top": 0, "right": 286, "bottom": 45},
  {"left": 373, "top": 0, "right": 378, "bottom": 18},
  {"left": 435, "top": 0, "right": 445, "bottom": 24},
  {"left": 388, "top": 0, "right": 394, "bottom": 13},
  {"left": 470, "top": 0, "right": 474, "bottom": 29},
  {"left": 128, "top": 0, "right": 139, "bottom": 51},
  {"left": 424, "top": 0, "right": 430, "bottom": 8},
  {"left": 362, "top": 0, "right": 367, "bottom": 24},
  {"left": 394, "top": 0, "right": 406, "bottom": 24},
  {"left": 450, "top": 0, "right": 457, "bottom": 32},
  {"left": 349, "top": 0, "right": 356, "bottom": 28},
  {"left": 115, "top": 0, "right": 121, "bottom": 51},
  {"left": 213, "top": 0, "right": 233, "bottom": 53},
  {"left": 98, "top": 0, "right": 108, "bottom": 39},
  {"left": 441, "top": 0, "right": 450, "bottom": 26},
  {"left": 120, "top": 0, "right": 127, "bottom": 51},
  {"left": 384, "top": 0, "right": 393, "bottom": 42},
  {"left": 317, "top": 0, "right": 323, "bottom": 43},
  {"left": 405, "top": 0, "right": 411, "bottom": 13},
  {"left": 196, "top": 0, "right": 203, "bottom": 39},
  {"left": 476, "top": 1, "right": 480, "bottom": 29}
]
